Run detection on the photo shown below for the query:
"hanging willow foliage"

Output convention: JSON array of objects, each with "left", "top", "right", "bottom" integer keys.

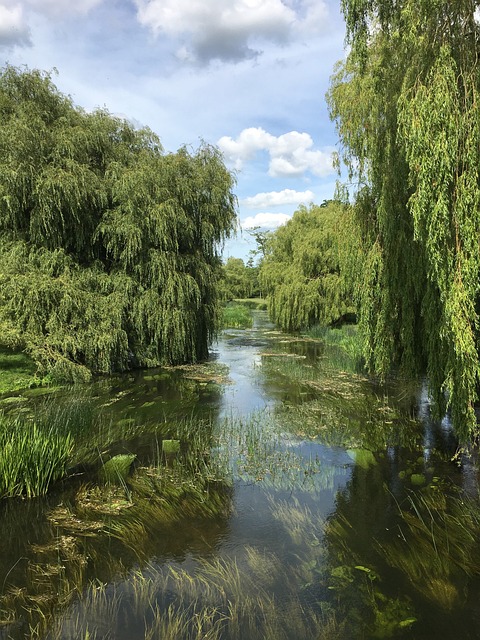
[
  {"left": 259, "top": 202, "right": 360, "bottom": 332},
  {"left": 0, "top": 66, "right": 237, "bottom": 381},
  {"left": 328, "top": 1, "right": 480, "bottom": 442}
]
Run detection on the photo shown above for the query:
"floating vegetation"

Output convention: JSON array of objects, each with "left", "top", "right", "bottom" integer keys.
[
  {"left": 99, "top": 454, "right": 136, "bottom": 485},
  {"left": 1, "top": 313, "right": 479, "bottom": 640},
  {"left": 39, "top": 550, "right": 346, "bottom": 640},
  {"left": 165, "top": 361, "right": 231, "bottom": 384},
  {"left": 261, "top": 351, "right": 421, "bottom": 451},
  {"left": 211, "top": 411, "right": 326, "bottom": 490}
]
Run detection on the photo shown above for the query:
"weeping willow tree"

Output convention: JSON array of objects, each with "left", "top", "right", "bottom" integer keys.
[
  {"left": 327, "top": 1, "right": 480, "bottom": 442},
  {"left": 259, "top": 201, "right": 360, "bottom": 332},
  {"left": 0, "top": 66, "right": 237, "bottom": 382}
]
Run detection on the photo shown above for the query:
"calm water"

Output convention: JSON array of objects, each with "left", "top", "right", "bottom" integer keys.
[{"left": 1, "top": 311, "right": 480, "bottom": 639}]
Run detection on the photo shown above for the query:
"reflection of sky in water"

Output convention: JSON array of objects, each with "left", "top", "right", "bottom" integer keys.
[
  {"left": 208, "top": 316, "right": 355, "bottom": 565},
  {"left": 212, "top": 324, "right": 275, "bottom": 419},
  {"left": 4, "top": 312, "right": 480, "bottom": 640}
]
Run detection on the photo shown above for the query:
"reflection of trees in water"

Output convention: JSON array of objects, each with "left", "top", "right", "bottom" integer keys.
[{"left": 322, "top": 447, "right": 480, "bottom": 639}]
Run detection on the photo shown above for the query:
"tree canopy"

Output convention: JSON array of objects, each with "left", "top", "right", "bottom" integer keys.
[
  {"left": 0, "top": 66, "right": 237, "bottom": 382},
  {"left": 328, "top": 1, "right": 480, "bottom": 441},
  {"left": 260, "top": 201, "right": 359, "bottom": 332},
  {"left": 220, "top": 257, "right": 257, "bottom": 300}
]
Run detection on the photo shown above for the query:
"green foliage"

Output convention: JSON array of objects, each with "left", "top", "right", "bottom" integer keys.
[
  {"left": 221, "top": 257, "right": 252, "bottom": 299},
  {"left": 328, "top": 1, "right": 480, "bottom": 441},
  {"left": 0, "top": 414, "right": 73, "bottom": 498},
  {"left": 0, "top": 347, "right": 39, "bottom": 393},
  {"left": 221, "top": 304, "right": 254, "bottom": 329},
  {"left": 306, "top": 325, "right": 363, "bottom": 365},
  {"left": 260, "top": 202, "right": 360, "bottom": 332},
  {"left": 99, "top": 454, "right": 136, "bottom": 485},
  {"left": 0, "top": 66, "right": 237, "bottom": 381},
  {"left": 232, "top": 298, "right": 268, "bottom": 310}
]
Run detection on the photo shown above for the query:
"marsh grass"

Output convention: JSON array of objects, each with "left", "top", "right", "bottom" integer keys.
[
  {"left": 210, "top": 411, "right": 325, "bottom": 489},
  {"left": 305, "top": 325, "right": 363, "bottom": 369},
  {"left": 43, "top": 551, "right": 346, "bottom": 640},
  {"left": 221, "top": 304, "right": 253, "bottom": 329},
  {"left": 376, "top": 488, "right": 480, "bottom": 610},
  {"left": 0, "top": 416, "right": 73, "bottom": 498}
]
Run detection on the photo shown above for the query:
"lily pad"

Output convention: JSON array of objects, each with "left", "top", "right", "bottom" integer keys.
[
  {"left": 347, "top": 448, "right": 377, "bottom": 469},
  {"left": 162, "top": 439, "right": 180, "bottom": 454},
  {"left": 410, "top": 473, "right": 426, "bottom": 486},
  {"left": 100, "top": 454, "right": 136, "bottom": 484}
]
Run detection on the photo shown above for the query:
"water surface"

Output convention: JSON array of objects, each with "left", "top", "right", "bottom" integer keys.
[{"left": 1, "top": 311, "right": 480, "bottom": 639}]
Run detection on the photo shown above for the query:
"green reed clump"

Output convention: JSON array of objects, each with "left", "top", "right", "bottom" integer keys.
[
  {"left": 305, "top": 324, "right": 364, "bottom": 370},
  {"left": 0, "top": 415, "right": 73, "bottom": 498},
  {"left": 376, "top": 488, "right": 480, "bottom": 610},
  {"left": 232, "top": 298, "right": 268, "bottom": 310},
  {"left": 221, "top": 304, "right": 253, "bottom": 329}
]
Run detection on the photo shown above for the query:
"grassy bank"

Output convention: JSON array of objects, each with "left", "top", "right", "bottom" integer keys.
[
  {"left": 0, "top": 347, "right": 40, "bottom": 394},
  {"left": 232, "top": 298, "right": 268, "bottom": 310},
  {"left": 221, "top": 304, "right": 254, "bottom": 329}
]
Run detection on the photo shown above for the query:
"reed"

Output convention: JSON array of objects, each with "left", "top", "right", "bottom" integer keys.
[
  {"left": 221, "top": 304, "right": 253, "bottom": 329},
  {"left": 0, "top": 415, "right": 73, "bottom": 498},
  {"left": 44, "top": 552, "right": 346, "bottom": 640}
]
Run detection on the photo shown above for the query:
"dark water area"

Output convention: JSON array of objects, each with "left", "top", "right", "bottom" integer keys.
[{"left": 1, "top": 311, "right": 480, "bottom": 639}]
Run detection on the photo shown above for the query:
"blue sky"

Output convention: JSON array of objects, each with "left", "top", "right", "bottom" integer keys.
[{"left": 0, "top": 0, "right": 346, "bottom": 261}]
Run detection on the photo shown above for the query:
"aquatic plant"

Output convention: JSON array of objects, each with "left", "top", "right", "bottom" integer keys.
[
  {"left": 0, "top": 415, "right": 73, "bottom": 498},
  {"left": 306, "top": 324, "right": 364, "bottom": 369},
  {"left": 221, "top": 304, "right": 254, "bottom": 329},
  {"left": 41, "top": 552, "right": 346, "bottom": 640},
  {"left": 99, "top": 454, "right": 136, "bottom": 485},
  {"left": 376, "top": 488, "right": 480, "bottom": 610},
  {"left": 211, "top": 411, "right": 324, "bottom": 490}
]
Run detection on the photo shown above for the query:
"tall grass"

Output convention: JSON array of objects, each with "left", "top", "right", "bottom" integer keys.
[
  {"left": 0, "top": 415, "right": 73, "bottom": 498},
  {"left": 221, "top": 304, "right": 253, "bottom": 329},
  {"left": 232, "top": 298, "right": 268, "bottom": 310},
  {"left": 305, "top": 324, "right": 364, "bottom": 370}
]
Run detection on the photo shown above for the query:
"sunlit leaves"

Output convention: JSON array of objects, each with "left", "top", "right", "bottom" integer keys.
[
  {"left": 260, "top": 202, "right": 360, "bottom": 332},
  {"left": 0, "top": 66, "right": 237, "bottom": 381},
  {"left": 329, "top": 1, "right": 480, "bottom": 441}
]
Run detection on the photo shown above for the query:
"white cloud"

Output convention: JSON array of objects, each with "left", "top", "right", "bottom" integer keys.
[
  {"left": 25, "top": 0, "right": 103, "bottom": 16},
  {"left": 243, "top": 188, "right": 314, "bottom": 208},
  {"left": 0, "top": 3, "right": 31, "bottom": 48},
  {"left": 0, "top": 0, "right": 104, "bottom": 48},
  {"left": 241, "top": 212, "right": 291, "bottom": 229},
  {"left": 134, "top": 0, "right": 328, "bottom": 64},
  {"left": 218, "top": 127, "right": 335, "bottom": 178}
]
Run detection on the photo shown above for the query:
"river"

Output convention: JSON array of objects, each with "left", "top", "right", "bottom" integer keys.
[{"left": 1, "top": 311, "right": 479, "bottom": 639}]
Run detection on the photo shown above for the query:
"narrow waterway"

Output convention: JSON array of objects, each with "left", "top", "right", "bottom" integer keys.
[{"left": 1, "top": 311, "right": 480, "bottom": 639}]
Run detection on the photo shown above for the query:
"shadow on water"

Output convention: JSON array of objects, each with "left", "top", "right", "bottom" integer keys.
[{"left": 1, "top": 311, "right": 480, "bottom": 638}]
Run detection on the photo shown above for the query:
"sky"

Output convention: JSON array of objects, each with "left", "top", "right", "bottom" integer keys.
[{"left": 0, "top": 0, "right": 347, "bottom": 261}]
